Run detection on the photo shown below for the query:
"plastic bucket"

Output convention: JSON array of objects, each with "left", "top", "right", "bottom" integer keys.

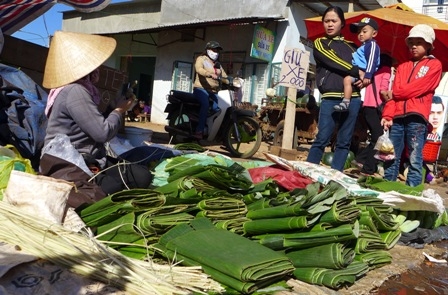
[{"left": 118, "top": 126, "right": 152, "bottom": 147}]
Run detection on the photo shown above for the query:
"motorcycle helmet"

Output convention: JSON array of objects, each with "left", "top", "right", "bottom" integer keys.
[{"left": 205, "top": 41, "right": 223, "bottom": 51}]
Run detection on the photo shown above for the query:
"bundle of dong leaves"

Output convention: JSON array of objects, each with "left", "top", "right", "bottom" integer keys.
[{"left": 77, "top": 155, "right": 447, "bottom": 293}]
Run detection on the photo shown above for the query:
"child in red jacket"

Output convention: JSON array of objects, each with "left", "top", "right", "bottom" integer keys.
[{"left": 380, "top": 24, "right": 442, "bottom": 187}]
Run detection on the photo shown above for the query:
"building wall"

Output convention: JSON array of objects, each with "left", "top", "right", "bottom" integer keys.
[
  {"left": 148, "top": 3, "right": 319, "bottom": 125},
  {"left": 1, "top": 35, "right": 48, "bottom": 86},
  {"left": 62, "top": 1, "right": 162, "bottom": 35},
  {"left": 60, "top": 0, "right": 397, "bottom": 125},
  {"left": 150, "top": 24, "right": 268, "bottom": 124}
]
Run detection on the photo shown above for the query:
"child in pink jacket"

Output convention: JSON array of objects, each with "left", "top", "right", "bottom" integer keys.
[{"left": 354, "top": 54, "right": 393, "bottom": 175}]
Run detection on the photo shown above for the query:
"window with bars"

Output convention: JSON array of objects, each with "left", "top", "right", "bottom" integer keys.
[
  {"left": 172, "top": 61, "right": 193, "bottom": 92},
  {"left": 240, "top": 63, "right": 269, "bottom": 108}
]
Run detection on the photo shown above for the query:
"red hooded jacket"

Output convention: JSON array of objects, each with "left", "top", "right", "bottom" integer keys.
[{"left": 382, "top": 56, "right": 442, "bottom": 122}]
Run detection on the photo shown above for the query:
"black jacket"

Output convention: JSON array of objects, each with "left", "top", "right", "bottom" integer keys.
[{"left": 314, "top": 36, "right": 360, "bottom": 99}]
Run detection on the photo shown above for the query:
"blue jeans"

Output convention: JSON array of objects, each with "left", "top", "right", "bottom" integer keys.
[
  {"left": 307, "top": 97, "right": 362, "bottom": 171},
  {"left": 383, "top": 116, "right": 427, "bottom": 187},
  {"left": 193, "top": 88, "right": 218, "bottom": 133}
]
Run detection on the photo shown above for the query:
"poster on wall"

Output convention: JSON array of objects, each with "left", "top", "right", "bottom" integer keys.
[
  {"left": 250, "top": 25, "right": 275, "bottom": 62},
  {"left": 427, "top": 95, "right": 448, "bottom": 142}
]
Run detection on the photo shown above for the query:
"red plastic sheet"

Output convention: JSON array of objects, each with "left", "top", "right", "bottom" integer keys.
[{"left": 248, "top": 166, "right": 314, "bottom": 191}]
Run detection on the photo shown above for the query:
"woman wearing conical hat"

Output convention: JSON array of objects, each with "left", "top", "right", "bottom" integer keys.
[{"left": 39, "top": 31, "right": 152, "bottom": 209}]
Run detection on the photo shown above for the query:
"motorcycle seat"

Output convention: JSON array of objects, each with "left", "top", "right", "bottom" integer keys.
[{"left": 169, "top": 90, "right": 197, "bottom": 103}]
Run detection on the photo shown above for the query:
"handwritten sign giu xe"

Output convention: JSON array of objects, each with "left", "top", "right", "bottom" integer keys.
[{"left": 279, "top": 47, "right": 310, "bottom": 89}]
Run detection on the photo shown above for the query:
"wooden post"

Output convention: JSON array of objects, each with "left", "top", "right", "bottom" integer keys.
[
  {"left": 275, "top": 46, "right": 310, "bottom": 159},
  {"left": 281, "top": 87, "right": 297, "bottom": 149}
]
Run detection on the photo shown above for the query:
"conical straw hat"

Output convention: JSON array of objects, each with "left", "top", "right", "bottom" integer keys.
[{"left": 43, "top": 31, "right": 116, "bottom": 89}]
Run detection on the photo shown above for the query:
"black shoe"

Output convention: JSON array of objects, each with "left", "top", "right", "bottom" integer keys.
[{"left": 209, "top": 107, "right": 221, "bottom": 116}]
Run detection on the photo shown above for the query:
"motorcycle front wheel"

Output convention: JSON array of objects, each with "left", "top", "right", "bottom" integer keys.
[{"left": 223, "top": 116, "right": 262, "bottom": 159}]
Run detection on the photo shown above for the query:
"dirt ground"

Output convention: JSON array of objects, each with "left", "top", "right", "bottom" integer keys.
[{"left": 126, "top": 121, "right": 448, "bottom": 294}]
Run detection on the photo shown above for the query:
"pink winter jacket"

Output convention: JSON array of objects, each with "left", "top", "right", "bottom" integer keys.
[{"left": 363, "top": 65, "right": 391, "bottom": 108}]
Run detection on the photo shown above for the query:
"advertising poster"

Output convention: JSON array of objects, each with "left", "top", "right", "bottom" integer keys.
[
  {"left": 428, "top": 95, "right": 448, "bottom": 142},
  {"left": 250, "top": 25, "right": 275, "bottom": 62}
]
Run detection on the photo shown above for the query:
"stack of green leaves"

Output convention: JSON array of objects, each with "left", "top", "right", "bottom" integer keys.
[
  {"left": 292, "top": 260, "right": 369, "bottom": 290},
  {"left": 155, "top": 175, "right": 230, "bottom": 202},
  {"left": 78, "top": 189, "right": 166, "bottom": 227},
  {"left": 195, "top": 197, "right": 248, "bottom": 234},
  {"left": 253, "top": 221, "right": 360, "bottom": 251},
  {"left": 243, "top": 178, "right": 281, "bottom": 205},
  {"left": 155, "top": 218, "right": 295, "bottom": 294},
  {"left": 167, "top": 163, "right": 253, "bottom": 192},
  {"left": 245, "top": 180, "right": 397, "bottom": 289},
  {"left": 354, "top": 198, "right": 396, "bottom": 268},
  {"left": 196, "top": 197, "right": 247, "bottom": 219},
  {"left": 93, "top": 201, "right": 195, "bottom": 259},
  {"left": 244, "top": 201, "right": 318, "bottom": 235},
  {"left": 215, "top": 217, "right": 250, "bottom": 235},
  {"left": 393, "top": 209, "right": 443, "bottom": 232},
  {"left": 285, "top": 242, "right": 355, "bottom": 270},
  {"left": 76, "top": 156, "right": 414, "bottom": 291}
]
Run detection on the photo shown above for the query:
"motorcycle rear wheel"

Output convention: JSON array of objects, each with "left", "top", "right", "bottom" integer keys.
[
  {"left": 167, "top": 113, "right": 194, "bottom": 143},
  {"left": 224, "top": 116, "right": 262, "bottom": 159}
]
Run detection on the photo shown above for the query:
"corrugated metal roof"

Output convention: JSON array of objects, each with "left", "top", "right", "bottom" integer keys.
[
  {"left": 62, "top": 0, "right": 161, "bottom": 34},
  {"left": 158, "top": 0, "right": 288, "bottom": 26},
  {"left": 62, "top": 0, "right": 399, "bottom": 35}
]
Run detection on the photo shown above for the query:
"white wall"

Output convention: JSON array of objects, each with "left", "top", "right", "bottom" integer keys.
[
  {"left": 436, "top": 73, "right": 448, "bottom": 96},
  {"left": 401, "top": 0, "right": 423, "bottom": 13},
  {"left": 150, "top": 25, "right": 256, "bottom": 124},
  {"left": 146, "top": 3, "right": 321, "bottom": 124}
]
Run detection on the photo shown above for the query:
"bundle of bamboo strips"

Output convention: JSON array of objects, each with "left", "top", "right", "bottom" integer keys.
[{"left": 0, "top": 201, "right": 224, "bottom": 295}]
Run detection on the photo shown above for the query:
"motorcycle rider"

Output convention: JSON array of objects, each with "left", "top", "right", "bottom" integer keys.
[{"left": 193, "top": 40, "right": 228, "bottom": 139}]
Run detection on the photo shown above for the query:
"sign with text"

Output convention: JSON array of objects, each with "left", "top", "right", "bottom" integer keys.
[
  {"left": 97, "top": 65, "right": 128, "bottom": 113},
  {"left": 250, "top": 25, "right": 275, "bottom": 62},
  {"left": 279, "top": 48, "right": 310, "bottom": 89}
]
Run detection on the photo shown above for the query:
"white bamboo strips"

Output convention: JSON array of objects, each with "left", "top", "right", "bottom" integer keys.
[{"left": 0, "top": 201, "right": 224, "bottom": 295}]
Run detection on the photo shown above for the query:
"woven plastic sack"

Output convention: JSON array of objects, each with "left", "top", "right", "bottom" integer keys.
[{"left": 4, "top": 170, "right": 74, "bottom": 224}]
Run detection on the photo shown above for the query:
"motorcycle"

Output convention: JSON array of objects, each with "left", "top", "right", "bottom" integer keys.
[{"left": 164, "top": 77, "right": 262, "bottom": 158}]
